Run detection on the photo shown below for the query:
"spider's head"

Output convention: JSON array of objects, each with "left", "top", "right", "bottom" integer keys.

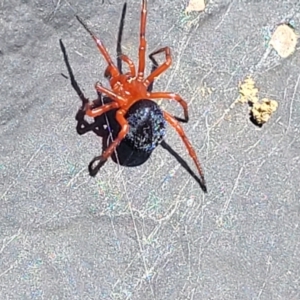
[{"left": 124, "top": 99, "right": 166, "bottom": 153}]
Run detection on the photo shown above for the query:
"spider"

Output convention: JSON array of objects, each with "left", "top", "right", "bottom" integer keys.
[{"left": 62, "top": 0, "right": 207, "bottom": 192}]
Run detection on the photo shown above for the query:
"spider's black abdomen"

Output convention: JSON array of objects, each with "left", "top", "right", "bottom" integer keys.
[{"left": 124, "top": 99, "right": 166, "bottom": 153}]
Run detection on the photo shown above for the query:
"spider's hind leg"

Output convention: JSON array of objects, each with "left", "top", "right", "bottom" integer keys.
[
  {"left": 163, "top": 110, "right": 207, "bottom": 193},
  {"left": 149, "top": 91, "right": 189, "bottom": 123}
]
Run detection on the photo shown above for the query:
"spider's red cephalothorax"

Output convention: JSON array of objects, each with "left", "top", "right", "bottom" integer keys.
[{"left": 67, "top": 0, "right": 207, "bottom": 192}]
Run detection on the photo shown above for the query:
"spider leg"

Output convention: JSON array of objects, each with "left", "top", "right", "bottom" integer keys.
[
  {"left": 147, "top": 52, "right": 159, "bottom": 92},
  {"left": 76, "top": 15, "right": 120, "bottom": 78},
  {"left": 95, "top": 82, "right": 127, "bottom": 105},
  {"left": 163, "top": 111, "right": 207, "bottom": 192},
  {"left": 137, "top": 0, "right": 147, "bottom": 81},
  {"left": 145, "top": 47, "right": 171, "bottom": 86},
  {"left": 88, "top": 109, "right": 129, "bottom": 176},
  {"left": 120, "top": 54, "right": 136, "bottom": 77},
  {"left": 105, "top": 54, "right": 136, "bottom": 79},
  {"left": 149, "top": 92, "right": 189, "bottom": 123}
]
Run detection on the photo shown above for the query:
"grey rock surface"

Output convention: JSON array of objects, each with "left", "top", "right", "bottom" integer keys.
[{"left": 1, "top": 0, "right": 300, "bottom": 299}]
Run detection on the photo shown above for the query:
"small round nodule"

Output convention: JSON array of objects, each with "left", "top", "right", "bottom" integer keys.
[{"left": 124, "top": 99, "right": 166, "bottom": 153}]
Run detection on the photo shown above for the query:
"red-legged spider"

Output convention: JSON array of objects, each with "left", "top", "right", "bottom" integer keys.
[{"left": 63, "top": 0, "right": 207, "bottom": 192}]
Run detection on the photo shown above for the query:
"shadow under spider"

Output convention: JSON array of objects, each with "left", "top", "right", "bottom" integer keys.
[{"left": 60, "top": 2, "right": 207, "bottom": 192}]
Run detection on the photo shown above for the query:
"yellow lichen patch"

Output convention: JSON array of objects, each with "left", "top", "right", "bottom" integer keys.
[
  {"left": 238, "top": 76, "right": 259, "bottom": 104},
  {"left": 269, "top": 24, "right": 298, "bottom": 58},
  {"left": 250, "top": 98, "right": 278, "bottom": 125},
  {"left": 238, "top": 76, "right": 278, "bottom": 126},
  {"left": 185, "top": 0, "right": 206, "bottom": 13}
]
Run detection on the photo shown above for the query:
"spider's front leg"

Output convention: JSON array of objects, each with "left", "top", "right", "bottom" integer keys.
[
  {"left": 145, "top": 47, "right": 172, "bottom": 86},
  {"left": 88, "top": 109, "right": 129, "bottom": 176},
  {"left": 105, "top": 55, "right": 136, "bottom": 79},
  {"left": 144, "top": 47, "right": 189, "bottom": 122}
]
